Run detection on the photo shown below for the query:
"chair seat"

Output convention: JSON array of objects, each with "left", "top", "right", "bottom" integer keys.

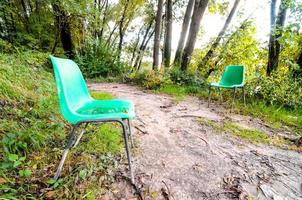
[
  {"left": 210, "top": 82, "right": 244, "bottom": 88},
  {"left": 66, "top": 99, "right": 135, "bottom": 124}
]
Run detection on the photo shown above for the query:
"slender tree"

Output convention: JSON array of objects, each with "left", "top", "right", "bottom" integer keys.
[
  {"left": 198, "top": 0, "right": 240, "bottom": 69},
  {"left": 267, "top": 0, "right": 288, "bottom": 76},
  {"left": 153, "top": 0, "right": 164, "bottom": 70},
  {"left": 118, "top": 0, "right": 130, "bottom": 59},
  {"left": 181, "top": 0, "right": 209, "bottom": 71},
  {"left": 163, "top": 0, "right": 173, "bottom": 68},
  {"left": 174, "top": 0, "right": 195, "bottom": 66}
]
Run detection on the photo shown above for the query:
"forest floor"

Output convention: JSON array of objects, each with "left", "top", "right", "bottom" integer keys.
[{"left": 89, "top": 83, "right": 302, "bottom": 200}]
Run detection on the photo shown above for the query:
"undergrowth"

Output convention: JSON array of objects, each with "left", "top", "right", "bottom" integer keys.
[{"left": 0, "top": 52, "right": 123, "bottom": 199}]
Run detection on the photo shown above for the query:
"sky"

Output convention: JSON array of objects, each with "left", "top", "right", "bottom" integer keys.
[{"left": 171, "top": 0, "right": 271, "bottom": 51}]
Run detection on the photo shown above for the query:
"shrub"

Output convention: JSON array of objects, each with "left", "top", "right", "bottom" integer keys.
[
  {"left": 126, "top": 70, "right": 168, "bottom": 89},
  {"left": 168, "top": 69, "right": 205, "bottom": 87},
  {"left": 75, "top": 40, "right": 128, "bottom": 78},
  {"left": 246, "top": 74, "right": 302, "bottom": 109}
]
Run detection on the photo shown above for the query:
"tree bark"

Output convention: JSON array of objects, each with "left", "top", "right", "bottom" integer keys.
[
  {"left": 198, "top": 0, "right": 240, "bottom": 69},
  {"left": 99, "top": 0, "right": 109, "bottom": 43},
  {"left": 153, "top": 0, "right": 164, "bottom": 70},
  {"left": 180, "top": 0, "right": 209, "bottom": 71},
  {"left": 52, "top": 3, "right": 75, "bottom": 59},
  {"left": 298, "top": 51, "right": 302, "bottom": 69},
  {"left": 118, "top": 0, "right": 130, "bottom": 59},
  {"left": 163, "top": 0, "right": 173, "bottom": 68},
  {"left": 174, "top": 0, "right": 195, "bottom": 66},
  {"left": 136, "top": 29, "right": 155, "bottom": 71},
  {"left": 267, "top": 0, "right": 287, "bottom": 76}
]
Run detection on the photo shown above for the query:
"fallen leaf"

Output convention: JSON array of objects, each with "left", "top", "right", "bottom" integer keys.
[
  {"left": 45, "top": 191, "right": 55, "bottom": 199},
  {"left": 0, "top": 178, "right": 7, "bottom": 184}
]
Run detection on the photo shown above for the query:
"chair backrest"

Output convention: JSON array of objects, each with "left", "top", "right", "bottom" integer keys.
[
  {"left": 50, "top": 55, "right": 91, "bottom": 117},
  {"left": 219, "top": 65, "right": 245, "bottom": 86}
]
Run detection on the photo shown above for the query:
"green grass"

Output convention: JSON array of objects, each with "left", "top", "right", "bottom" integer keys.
[
  {"left": 0, "top": 52, "right": 123, "bottom": 199},
  {"left": 156, "top": 83, "right": 208, "bottom": 101},
  {"left": 236, "top": 101, "right": 302, "bottom": 136},
  {"left": 198, "top": 117, "right": 298, "bottom": 149},
  {"left": 223, "top": 122, "right": 269, "bottom": 144},
  {"left": 155, "top": 83, "right": 302, "bottom": 137},
  {"left": 90, "top": 91, "right": 114, "bottom": 100}
]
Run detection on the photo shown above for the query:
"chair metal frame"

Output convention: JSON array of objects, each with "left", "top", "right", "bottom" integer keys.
[
  {"left": 208, "top": 85, "right": 246, "bottom": 107},
  {"left": 53, "top": 118, "right": 134, "bottom": 183}
]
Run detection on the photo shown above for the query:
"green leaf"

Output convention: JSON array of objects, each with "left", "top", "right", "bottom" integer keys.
[
  {"left": 7, "top": 154, "right": 18, "bottom": 162},
  {"left": 19, "top": 169, "right": 32, "bottom": 177}
]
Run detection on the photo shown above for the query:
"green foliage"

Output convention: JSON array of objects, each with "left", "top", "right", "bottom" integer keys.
[
  {"left": 246, "top": 74, "right": 302, "bottom": 109},
  {"left": 76, "top": 41, "right": 127, "bottom": 78},
  {"left": 126, "top": 71, "right": 167, "bottom": 89},
  {"left": 168, "top": 69, "right": 205, "bottom": 87}
]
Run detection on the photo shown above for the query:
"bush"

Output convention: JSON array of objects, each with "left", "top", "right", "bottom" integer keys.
[
  {"left": 246, "top": 74, "right": 302, "bottom": 109},
  {"left": 76, "top": 40, "right": 128, "bottom": 78},
  {"left": 168, "top": 69, "right": 205, "bottom": 87},
  {"left": 126, "top": 71, "right": 167, "bottom": 89}
]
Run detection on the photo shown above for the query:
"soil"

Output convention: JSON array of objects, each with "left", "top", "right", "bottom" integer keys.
[{"left": 89, "top": 83, "right": 302, "bottom": 200}]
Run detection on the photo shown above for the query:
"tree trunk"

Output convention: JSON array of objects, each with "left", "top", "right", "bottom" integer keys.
[
  {"left": 198, "top": 0, "right": 240, "bottom": 69},
  {"left": 52, "top": 3, "right": 75, "bottom": 59},
  {"left": 135, "top": 29, "right": 155, "bottom": 71},
  {"left": 267, "top": 0, "right": 287, "bottom": 76},
  {"left": 174, "top": 0, "right": 195, "bottom": 66},
  {"left": 134, "top": 23, "right": 155, "bottom": 70},
  {"left": 298, "top": 51, "right": 302, "bottom": 69},
  {"left": 163, "top": 0, "right": 173, "bottom": 68},
  {"left": 153, "top": 0, "right": 164, "bottom": 70},
  {"left": 131, "top": 21, "right": 153, "bottom": 66},
  {"left": 118, "top": 0, "right": 130, "bottom": 59},
  {"left": 180, "top": 0, "right": 209, "bottom": 71},
  {"left": 99, "top": 0, "right": 108, "bottom": 43}
]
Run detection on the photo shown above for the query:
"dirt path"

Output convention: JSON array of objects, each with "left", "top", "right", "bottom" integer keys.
[{"left": 89, "top": 83, "right": 302, "bottom": 200}]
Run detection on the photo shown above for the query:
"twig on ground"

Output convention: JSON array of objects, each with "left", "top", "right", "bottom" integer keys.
[
  {"left": 134, "top": 126, "right": 148, "bottom": 134},
  {"left": 161, "top": 180, "right": 174, "bottom": 200}
]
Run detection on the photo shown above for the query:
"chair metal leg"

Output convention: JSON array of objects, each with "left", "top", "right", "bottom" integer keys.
[
  {"left": 126, "top": 119, "right": 134, "bottom": 148},
  {"left": 119, "top": 121, "right": 134, "bottom": 184},
  {"left": 242, "top": 86, "right": 246, "bottom": 105},
  {"left": 232, "top": 88, "right": 236, "bottom": 109},
  {"left": 54, "top": 124, "right": 80, "bottom": 180},
  {"left": 218, "top": 87, "right": 223, "bottom": 104},
  {"left": 208, "top": 86, "right": 212, "bottom": 108},
  {"left": 73, "top": 123, "right": 88, "bottom": 148}
]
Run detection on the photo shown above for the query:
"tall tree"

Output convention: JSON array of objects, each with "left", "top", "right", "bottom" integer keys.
[
  {"left": 174, "top": 0, "right": 195, "bottom": 66},
  {"left": 267, "top": 0, "right": 288, "bottom": 76},
  {"left": 153, "top": 0, "right": 164, "bottom": 70},
  {"left": 181, "top": 0, "right": 209, "bottom": 71},
  {"left": 198, "top": 0, "right": 241, "bottom": 69},
  {"left": 118, "top": 0, "right": 130, "bottom": 59},
  {"left": 163, "top": 0, "right": 173, "bottom": 68},
  {"left": 52, "top": 3, "right": 75, "bottom": 59}
]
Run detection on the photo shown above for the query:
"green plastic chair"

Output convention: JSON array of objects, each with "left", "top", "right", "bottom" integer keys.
[
  {"left": 50, "top": 55, "right": 135, "bottom": 183},
  {"left": 208, "top": 65, "right": 246, "bottom": 107}
]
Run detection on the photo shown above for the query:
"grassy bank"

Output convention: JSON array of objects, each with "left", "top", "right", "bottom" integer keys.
[{"left": 0, "top": 52, "right": 123, "bottom": 199}]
